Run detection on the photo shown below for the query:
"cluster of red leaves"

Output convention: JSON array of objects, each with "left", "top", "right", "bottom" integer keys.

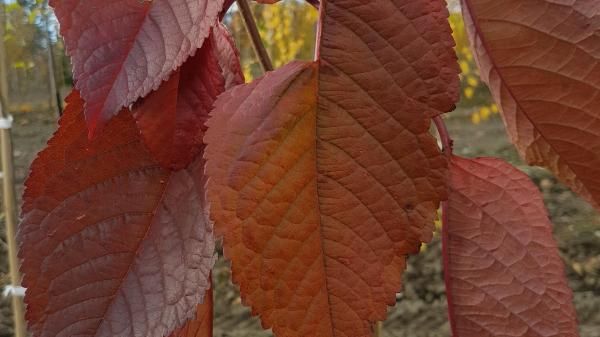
[
  {"left": 18, "top": 0, "right": 596, "bottom": 336},
  {"left": 19, "top": 1, "right": 242, "bottom": 337}
]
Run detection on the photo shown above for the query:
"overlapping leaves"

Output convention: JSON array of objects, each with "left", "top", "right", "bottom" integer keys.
[
  {"left": 51, "top": 0, "right": 225, "bottom": 135},
  {"left": 19, "top": 3, "right": 240, "bottom": 336},
  {"left": 20, "top": 92, "right": 215, "bottom": 337},
  {"left": 17, "top": 0, "right": 592, "bottom": 337}
]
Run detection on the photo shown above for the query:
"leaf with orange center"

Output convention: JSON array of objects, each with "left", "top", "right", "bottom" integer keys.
[
  {"left": 462, "top": 0, "right": 600, "bottom": 209},
  {"left": 204, "top": 0, "right": 459, "bottom": 334},
  {"left": 51, "top": 0, "right": 225, "bottom": 135},
  {"left": 133, "top": 23, "right": 243, "bottom": 170},
  {"left": 444, "top": 156, "right": 578, "bottom": 337},
  {"left": 19, "top": 91, "right": 215, "bottom": 337}
]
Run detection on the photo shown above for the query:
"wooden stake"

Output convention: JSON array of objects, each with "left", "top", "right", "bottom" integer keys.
[
  {"left": 0, "top": 1, "right": 26, "bottom": 336},
  {"left": 0, "top": 1, "right": 8, "bottom": 104},
  {"left": 374, "top": 321, "right": 383, "bottom": 337},
  {"left": 43, "top": 1, "right": 62, "bottom": 115},
  {"left": 0, "top": 105, "right": 26, "bottom": 337},
  {"left": 236, "top": 0, "right": 274, "bottom": 72}
]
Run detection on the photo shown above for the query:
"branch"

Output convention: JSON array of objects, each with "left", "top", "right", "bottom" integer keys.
[{"left": 236, "top": 0, "right": 274, "bottom": 72}]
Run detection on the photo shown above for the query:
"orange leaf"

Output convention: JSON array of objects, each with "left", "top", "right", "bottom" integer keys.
[
  {"left": 20, "top": 91, "right": 215, "bottom": 337},
  {"left": 462, "top": 0, "right": 600, "bottom": 209},
  {"left": 444, "top": 156, "right": 578, "bottom": 337},
  {"left": 205, "top": 0, "right": 459, "bottom": 327}
]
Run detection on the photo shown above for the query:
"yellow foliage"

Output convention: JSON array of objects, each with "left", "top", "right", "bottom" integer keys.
[
  {"left": 459, "top": 60, "right": 470, "bottom": 75},
  {"left": 464, "top": 86, "right": 474, "bottom": 99},
  {"left": 228, "top": 4, "right": 497, "bottom": 124},
  {"left": 467, "top": 76, "right": 478, "bottom": 87},
  {"left": 227, "top": 0, "right": 318, "bottom": 80},
  {"left": 449, "top": 13, "right": 498, "bottom": 124},
  {"left": 479, "top": 106, "right": 491, "bottom": 119}
]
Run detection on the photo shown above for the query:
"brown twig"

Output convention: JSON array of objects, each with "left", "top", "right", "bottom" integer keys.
[{"left": 236, "top": 0, "right": 274, "bottom": 72}]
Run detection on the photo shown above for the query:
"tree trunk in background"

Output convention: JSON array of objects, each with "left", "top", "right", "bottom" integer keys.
[
  {"left": 43, "top": 1, "right": 61, "bottom": 115},
  {"left": 0, "top": 0, "right": 8, "bottom": 107}
]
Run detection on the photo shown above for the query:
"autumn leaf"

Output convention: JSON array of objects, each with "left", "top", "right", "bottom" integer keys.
[
  {"left": 50, "top": 0, "right": 225, "bottom": 136},
  {"left": 167, "top": 280, "right": 213, "bottom": 337},
  {"left": 212, "top": 23, "right": 246, "bottom": 89},
  {"left": 444, "top": 156, "right": 579, "bottom": 337},
  {"left": 204, "top": 1, "right": 458, "bottom": 335},
  {"left": 133, "top": 23, "right": 243, "bottom": 170},
  {"left": 462, "top": 0, "right": 600, "bottom": 209},
  {"left": 19, "top": 91, "right": 215, "bottom": 337}
]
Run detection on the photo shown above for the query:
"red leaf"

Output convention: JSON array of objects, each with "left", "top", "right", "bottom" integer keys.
[
  {"left": 132, "top": 23, "right": 242, "bottom": 170},
  {"left": 205, "top": 54, "right": 453, "bottom": 337},
  {"left": 19, "top": 91, "right": 215, "bottom": 337},
  {"left": 51, "top": 0, "right": 225, "bottom": 136},
  {"left": 167, "top": 280, "right": 213, "bottom": 337},
  {"left": 211, "top": 23, "right": 245, "bottom": 89},
  {"left": 318, "top": 0, "right": 460, "bottom": 117},
  {"left": 461, "top": 0, "right": 600, "bottom": 209},
  {"left": 444, "top": 156, "right": 578, "bottom": 337}
]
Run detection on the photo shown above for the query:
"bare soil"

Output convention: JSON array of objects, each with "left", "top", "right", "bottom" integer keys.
[{"left": 0, "top": 108, "right": 598, "bottom": 337}]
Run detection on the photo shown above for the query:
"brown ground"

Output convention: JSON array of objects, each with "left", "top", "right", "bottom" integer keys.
[{"left": 0, "top": 108, "right": 599, "bottom": 337}]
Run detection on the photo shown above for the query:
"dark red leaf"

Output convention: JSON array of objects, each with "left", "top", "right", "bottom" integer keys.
[
  {"left": 444, "top": 156, "right": 579, "bottom": 337},
  {"left": 132, "top": 23, "right": 242, "bottom": 170},
  {"left": 51, "top": 0, "right": 225, "bottom": 136},
  {"left": 211, "top": 23, "right": 245, "bottom": 89},
  {"left": 19, "top": 91, "right": 215, "bottom": 337}
]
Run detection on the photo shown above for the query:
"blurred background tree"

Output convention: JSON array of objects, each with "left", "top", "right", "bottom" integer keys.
[
  {"left": 448, "top": 11, "right": 498, "bottom": 125},
  {"left": 1, "top": 0, "right": 69, "bottom": 114},
  {"left": 224, "top": 0, "right": 318, "bottom": 80}
]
